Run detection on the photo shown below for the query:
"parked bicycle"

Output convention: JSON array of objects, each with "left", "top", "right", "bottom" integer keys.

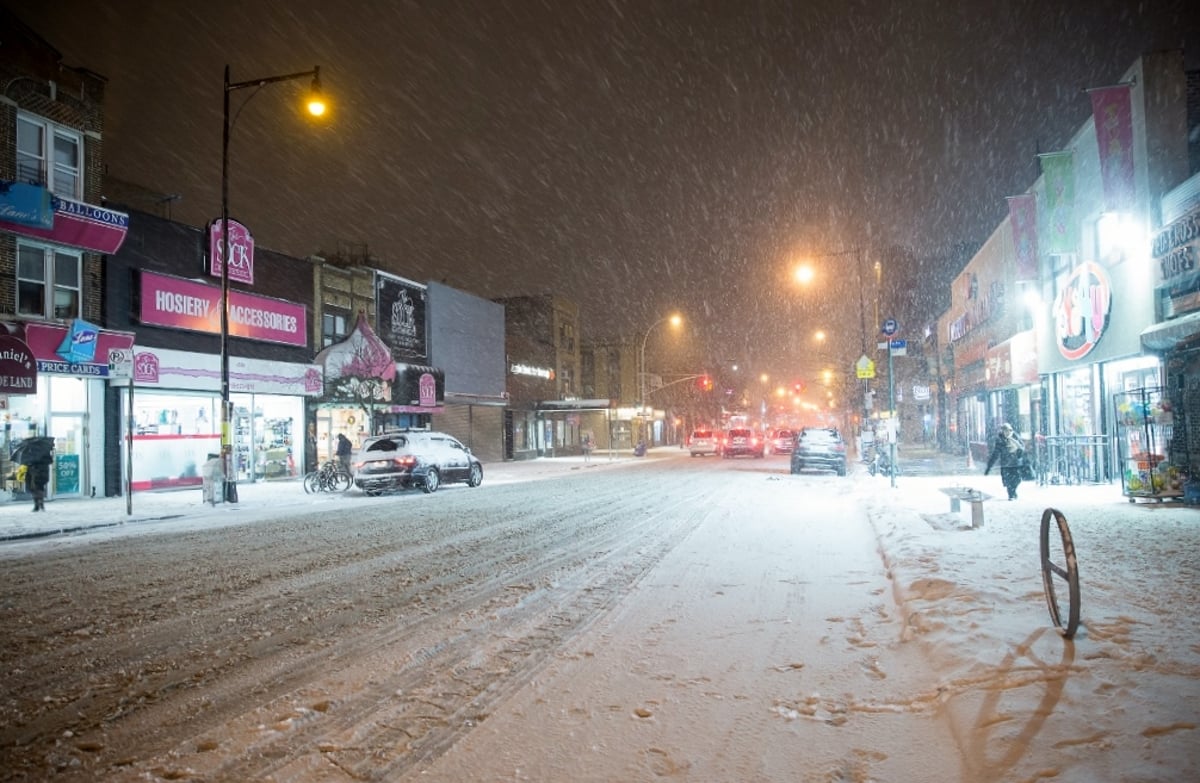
[{"left": 303, "top": 460, "right": 353, "bottom": 494}]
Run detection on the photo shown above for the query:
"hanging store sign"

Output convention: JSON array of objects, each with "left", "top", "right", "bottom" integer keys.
[
  {"left": 1053, "top": 261, "right": 1113, "bottom": 361},
  {"left": 208, "top": 219, "right": 255, "bottom": 285},
  {"left": 139, "top": 270, "right": 306, "bottom": 347},
  {"left": 0, "top": 181, "right": 54, "bottom": 229},
  {"left": 0, "top": 334, "right": 37, "bottom": 394}
]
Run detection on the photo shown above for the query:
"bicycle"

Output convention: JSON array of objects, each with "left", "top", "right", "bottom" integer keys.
[{"left": 303, "top": 460, "right": 353, "bottom": 493}]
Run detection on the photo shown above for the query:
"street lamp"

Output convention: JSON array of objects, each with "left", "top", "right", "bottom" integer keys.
[
  {"left": 220, "top": 64, "right": 326, "bottom": 502},
  {"left": 638, "top": 313, "right": 682, "bottom": 412}
]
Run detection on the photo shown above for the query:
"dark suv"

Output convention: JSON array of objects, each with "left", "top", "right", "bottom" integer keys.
[
  {"left": 721, "top": 428, "right": 765, "bottom": 458},
  {"left": 353, "top": 430, "right": 483, "bottom": 494},
  {"left": 790, "top": 427, "right": 847, "bottom": 475}
]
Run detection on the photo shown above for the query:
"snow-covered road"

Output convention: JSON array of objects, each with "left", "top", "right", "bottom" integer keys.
[{"left": 1, "top": 452, "right": 1196, "bottom": 781}]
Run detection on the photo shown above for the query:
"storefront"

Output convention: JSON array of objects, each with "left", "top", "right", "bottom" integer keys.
[
  {"left": 115, "top": 346, "right": 321, "bottom": 490},
  {"left": 2, "top": 319, "right": 134, "bottom": 503}
]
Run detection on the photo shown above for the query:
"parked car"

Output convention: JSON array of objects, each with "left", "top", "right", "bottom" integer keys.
[
  {"left": 689, "top": 429, "right": 718, "bottom": 457},
  {"left": 790, "top": 427, "right": 847, "bottom": 475},
  {"left": 769, "top": 429, "right": 795, "bottom": 454},
  {"left": 352, "top": 429, "right": 483, "bottom": 494},
  {"left": 721, "top": 428, "right": 765, "bottom": 458}
]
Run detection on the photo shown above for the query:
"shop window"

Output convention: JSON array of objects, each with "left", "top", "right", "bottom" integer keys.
[
  {"left": 17, "top": 113, "right": 82, "bottom": 198},
  {"left": 322, "top": 310, "right": 349, "bottom": 347},
  {"left": 16, "top": 243, "right": 81, "bottom": 320}
]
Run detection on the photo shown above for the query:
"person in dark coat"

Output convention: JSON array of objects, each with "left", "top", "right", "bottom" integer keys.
[
  {"left": 21, "top": 442, "right": 54, "bottom": 512},
  {"left": 335, "top": 433, "right": 353, "bottom": 473},
  {"left": 984, "top": 422, "right": 1025, "bottom": 500}
]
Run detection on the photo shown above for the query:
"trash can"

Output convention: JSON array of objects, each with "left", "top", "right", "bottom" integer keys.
[{"left": 201, "top": 454, "right": 224, "bottom": 506}]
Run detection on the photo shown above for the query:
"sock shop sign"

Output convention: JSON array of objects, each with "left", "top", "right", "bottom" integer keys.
[
  {"left": 139, "top": 270, "right": 306, "bottom": 347},
  {"left": 1053, "top": 261, "right": 1113, "bottom": 360}
]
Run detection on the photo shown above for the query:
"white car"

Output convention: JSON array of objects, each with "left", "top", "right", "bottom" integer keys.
[{"left": 689, "top": 429, "right": 718, "bottom": 457}]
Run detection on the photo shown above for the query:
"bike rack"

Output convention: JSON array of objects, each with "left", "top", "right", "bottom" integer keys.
[{"left": 1040, "top": 507, "right": 1081, "bottom": 639}]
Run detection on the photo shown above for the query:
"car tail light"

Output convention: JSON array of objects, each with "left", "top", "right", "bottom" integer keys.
[{"left": 393, "top": 456, "right": 418, "bottom": 468}]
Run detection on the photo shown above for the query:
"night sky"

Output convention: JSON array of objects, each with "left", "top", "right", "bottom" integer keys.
[{"left": 5, "top": 0, "right": 1198, "bottom": 380}]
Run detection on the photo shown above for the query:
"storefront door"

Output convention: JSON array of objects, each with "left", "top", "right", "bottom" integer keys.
[{"left": 49, "top": 414, "right": 86, "bottom": 498}]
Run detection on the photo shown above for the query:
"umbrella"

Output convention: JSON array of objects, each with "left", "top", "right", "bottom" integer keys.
[{"left": 11, "top": 437, "right": 55, "bottom": 466}]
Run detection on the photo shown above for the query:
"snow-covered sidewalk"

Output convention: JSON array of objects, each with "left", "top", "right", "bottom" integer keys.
[
  {"left": 0, "top": 450, "right": 639, "bottom": 542},
  {"left": 858, "top": 474, "right": 1200, "bottom": 781}
]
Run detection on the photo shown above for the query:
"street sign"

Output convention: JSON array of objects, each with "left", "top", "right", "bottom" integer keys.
[
  {"left": 855, "top": 354, "right": 875, "bottom": 379},
  {"left": 881, "top": 318, "right": 898, "bottom": 336},
  {"left": 108, "top": 348, "right": 133, "bottom": 379},
  {"left": 890, "top": 339, "right": 907, "bottom": 356}
]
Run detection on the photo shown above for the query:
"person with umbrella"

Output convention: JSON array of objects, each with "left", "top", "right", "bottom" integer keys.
[{"left": 13, "top": 437, "right": 54, "bottom": 512}]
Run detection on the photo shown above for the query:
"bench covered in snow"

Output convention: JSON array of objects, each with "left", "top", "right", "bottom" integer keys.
[{"left": 938, "top": 486, "right": 991, "bottom": 528}]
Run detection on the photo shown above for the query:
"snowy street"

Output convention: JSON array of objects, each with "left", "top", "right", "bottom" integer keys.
[{"left": 1, "top": 450, "right": 1197, "bottom": 781}]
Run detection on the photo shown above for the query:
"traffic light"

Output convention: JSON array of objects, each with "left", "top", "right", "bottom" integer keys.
[
  {"left": 697, "top": 374, "right": 713, "bottom": 392},
  {"left": 793, "top": 380, "right": 807, "bottom": 395}
]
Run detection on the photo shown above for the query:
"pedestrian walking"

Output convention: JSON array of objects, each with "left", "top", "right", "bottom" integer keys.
[
  {"left": 984, "top": 422, "right": 1025, "bottom": 500},
  {"left": 14, "top": 437, "right": 54, "bottom": 512},
  {"left": 582, "top": 433, "right": 594, "bottom": 463},
  {"left": 335, "top": 433, "right": 353, "bottom": 474}
]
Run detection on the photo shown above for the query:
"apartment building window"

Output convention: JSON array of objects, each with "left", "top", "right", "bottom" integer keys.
[
  {"left": 558, "top": 321, "right": 575, "bottom": 352},
  {"left": 322, "top": 310, "right": 349, "bottom": 347},
  {"left": 16, "top": 242, "right": 82, "bottom": 320},
  {"left": 17, "top": 113, "right": 83, "bottom": 198}
]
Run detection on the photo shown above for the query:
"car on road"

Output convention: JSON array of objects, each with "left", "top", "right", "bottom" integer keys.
[
  {"left": 769, "top": 429, "right": 795, "bottom": 454},
  {"left": 721, "top": 428, "right": 765, "bottom": 458},
  {"left": 689, "top": 429, "right": 718, "bottom": 457},
  {"left": 790, "top": 427, "right": 847, "bottom": 475},
  {"left": 352, "top": 429, "right": 483, "bottom": 494}
]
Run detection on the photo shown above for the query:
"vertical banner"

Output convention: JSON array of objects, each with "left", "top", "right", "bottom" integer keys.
[
  {"left": 1006, "top": 194, "right": 1040, "bottom": 282},
  {"left": 1088, "top": 83, "right": 1136, "bottom": 213},
  {"left": 1039, "top": 151, "right": 1077, "bottom": 255}
]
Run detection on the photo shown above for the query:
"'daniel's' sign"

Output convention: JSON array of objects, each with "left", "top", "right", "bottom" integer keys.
[
  {"left": 0, "top": 334, "right": 37, "bottom": 394},
  {"left": 209, "top": 218, "right": 255, "bottom": 285},
  {"left": 1053, "top": 261, "right": 1113, "bottom": 360}
]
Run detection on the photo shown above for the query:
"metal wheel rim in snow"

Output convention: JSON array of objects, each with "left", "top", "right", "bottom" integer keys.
[{"left": 1039, "top": 507, "right": 1081, "bottom": 639}]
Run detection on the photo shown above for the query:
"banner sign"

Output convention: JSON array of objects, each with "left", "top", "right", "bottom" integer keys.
[
  {"left": 0, "top": 193, "right": 129, "bottom": 254},
  {"left": 376, "top": 273, "right": 428, "bottom": 362},
  {"left": 22, "top": 321, "right": 135, "bottom": 377},
  {"left": 1007, "top": 194, "right": 1039, "bottom": 282},
  {"left": 0, "top": 334, "right": 37, "bottom": 394},
  {"left": 139, "top": 270, "right": 306, "bottom": 347},
  {"left": 1088, "top": 84, "right": 1136, "bottom": 213},
  {"left": 127, "top": 346, "right": 322, "bottom": 396},
  {"left": 208, "top": 219, "right": 255, "bottom": 285},
  {"left": 0, "top": 181, "right": 54, "bottom": 229},
  {"left": 1039, "top": 151, "right": 1077, "bottom": 255}
]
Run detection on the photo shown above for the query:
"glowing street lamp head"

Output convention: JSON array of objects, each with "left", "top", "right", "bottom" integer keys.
[
  {"left": 794, "top": 264, "right": 815, "bottom": 285},
  {"left": 306, "top": 69, "right": 327, "bottom": 117}
]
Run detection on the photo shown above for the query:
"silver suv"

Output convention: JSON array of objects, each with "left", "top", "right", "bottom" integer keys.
[{"left": 352, "top": 429, "right": 483, "bottom": 495}]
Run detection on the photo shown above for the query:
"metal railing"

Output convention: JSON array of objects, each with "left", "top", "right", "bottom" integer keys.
[{"left": 1032, "top": 435, "right": 1112, "bottom": 486}]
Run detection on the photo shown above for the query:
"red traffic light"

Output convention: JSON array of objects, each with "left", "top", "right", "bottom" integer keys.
[{"left": 697, "top": 375, "right": 713, "bottom": 391}]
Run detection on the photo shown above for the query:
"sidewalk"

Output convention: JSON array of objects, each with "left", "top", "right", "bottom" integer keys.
[{"left": 0, "top": 450, "right": 643, "bottom": 543}]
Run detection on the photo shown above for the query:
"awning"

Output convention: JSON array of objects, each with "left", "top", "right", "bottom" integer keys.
[
  {"left": 1140, "top": 311, "right": 1200, "bottom": 352},
  {"left": 536, "top": 399, "right": 614, "bottom": 412},
  {"left": 0, "top": 193, "right": 129, "bottom": 254},
  {"left": 314, "top": 312, "right": 395, "bottom": 402}
]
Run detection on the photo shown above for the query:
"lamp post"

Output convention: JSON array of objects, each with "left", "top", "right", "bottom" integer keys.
[
  {"left": 220, "top": 64, "right": 325, "bottom": 501},
  {"left": 638, "top": 314, "right": 683, "bottom": 414}
]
